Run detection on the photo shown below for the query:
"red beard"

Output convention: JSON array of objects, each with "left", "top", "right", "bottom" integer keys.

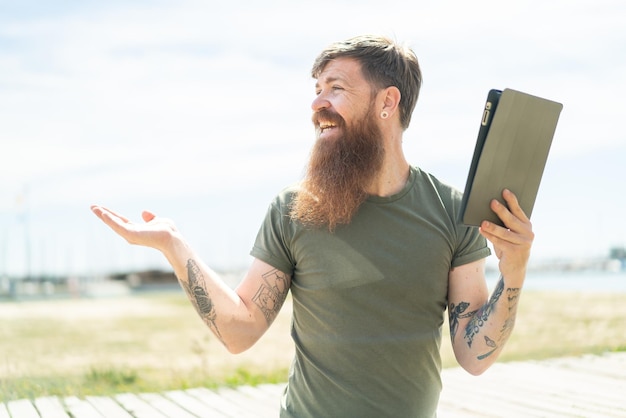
[{"left": 290, "top": 106, "right": 385, "bottom": 231}]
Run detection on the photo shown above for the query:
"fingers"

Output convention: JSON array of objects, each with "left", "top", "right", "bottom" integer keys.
[
  {"left": 90, "top": 205, "right": 106, "bottom": 217},
  {"left": 91, "top": 205, "right": 131, "bottom": 223},
  {"left": 480, "top": 221, "right": 518, "bottom": 250},
  {"left": 485, "top": 189, "right": 530, "bottom": 233},
  {"left": 90, "top": 205, "right": 175, "bottom": 252},
  {"left": 90, "top": 205, "right": 131, "bottom": 235},
  {"left": 480, "top": 190, "right": 534, "bottom": 244},
  {"left": 92, "top": 205, "right": 158, "bottom": 226},
  {"left": 480, "top": 190, "right": 533, "bottom": 252},
  {"left": 90, "top": 205, "right": 145, "bottom": 246},
  {"left": 500, "top": 189, "right": 530, "bottom": 224},
  {"left": 90, "top": 205, "right": 112, "bottom": 223},
  {"left": 478, "top": 189, "right": 534, "bottom": 279}
]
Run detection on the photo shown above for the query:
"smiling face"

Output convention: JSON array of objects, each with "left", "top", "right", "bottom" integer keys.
[
  {"left": 290, "top": 57, "right": 386, "bottom": 231},
  {"left": 311, "top": 57, "right": 375, "bottom": 141}
]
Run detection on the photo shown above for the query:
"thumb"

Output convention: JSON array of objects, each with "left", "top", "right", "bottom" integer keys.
[{"left": 141, "top": 210, "right": 157, "bottom": 222}]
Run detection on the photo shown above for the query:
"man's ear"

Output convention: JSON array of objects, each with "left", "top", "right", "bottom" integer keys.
[{"left": 380, "top": 86, "right": 401, "bottom": 117}]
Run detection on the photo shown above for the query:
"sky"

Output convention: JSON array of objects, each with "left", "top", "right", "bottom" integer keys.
[{"left": 1, "top": 0, "right": 625, "bottom": 277}]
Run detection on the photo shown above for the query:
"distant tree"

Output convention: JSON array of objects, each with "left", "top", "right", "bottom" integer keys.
[{"left": 609, "top": 246, "right": 626, "bottom": 260}]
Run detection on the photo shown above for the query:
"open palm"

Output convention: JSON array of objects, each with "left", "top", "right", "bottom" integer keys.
[{"left": 91, "top": 205, "right": 179, "bottom": 253}]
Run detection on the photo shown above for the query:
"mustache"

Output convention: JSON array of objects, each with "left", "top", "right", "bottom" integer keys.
[{"left": 311, "top": 109, "right": 345, "bottom": 128}]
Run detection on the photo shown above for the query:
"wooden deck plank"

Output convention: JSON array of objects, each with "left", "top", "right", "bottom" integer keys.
[
  {"left": 184, "top": 387, "right": 258, "bottom": 418},
  {"left": 446, "top": 375, "right": 614, "bottom": 418},
  {"left": 438, "top": 355, "right": 626, "bottom": 417},
  {"left": 439, "top": 372, "right": 559, "bottom": 418},
  {"left": 216, "top": 386, "right": 278, "bottom": 417},
  {"left": 164, "top": 389, "right": 230, "bottom": 418},
  {"left": 235, "top": 385, "right": 284, "bottom": 409},
  {"left": 0, "top": 404, "right": 10, "bottom": 418},
  {"left": 454, "top": 370, "right": 589, "bottom": 416},
  {"left": 493, "top": 359, "right": 626, "bottom": 410},
  {"left": 84, "top": 396, "right": 134, "bottom": 418},
  {"left": 6, "top": 399, "right": 40, "bottom": 418},
  {"left": 485, "top": 361, "right": 626, "bottom": 414},
  {"left": 3, "top": 352, "right": 625, "bottom": 417},
  {"left": 252, "top": 383, "right": 285, "bottom": 398},
  {"left": 471, "top": 366, "right": 609, "bottom": 414},
  {"left": 114, "top": 393, "right": 169, "bottom": 418},
  {"left": 138, "top": 393, "right": 197, "bottom": 418},
  {"left": 33, "top": 397, "right": 70, "bottom": 418},
  {"left": 555, "top": 354, "right": 626, "bottom": 380},
  {"left": 62, "top": 396, "right": 103, "bottom": 418}
]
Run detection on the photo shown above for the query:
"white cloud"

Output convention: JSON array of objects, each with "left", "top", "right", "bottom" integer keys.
[{"left": 1, "top": 0, "right": 625, "bottom": 274}]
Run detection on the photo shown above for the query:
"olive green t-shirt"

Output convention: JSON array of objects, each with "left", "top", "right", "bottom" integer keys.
[{"left": 251, "top": 166, "right": 490, "bottom": 418}]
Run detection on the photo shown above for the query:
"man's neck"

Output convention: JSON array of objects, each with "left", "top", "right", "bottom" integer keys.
[{"left": 366, "top": 153, "right": 411, "bottom": 197}]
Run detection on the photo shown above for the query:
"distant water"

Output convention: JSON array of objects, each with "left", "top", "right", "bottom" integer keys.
[{"left": 485, "top": 270, "right": 626, "bottom": 293}]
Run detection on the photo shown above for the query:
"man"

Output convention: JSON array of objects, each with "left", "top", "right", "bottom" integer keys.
[{"left": 91, "top": 35, "right": 533, "bottom": 417}]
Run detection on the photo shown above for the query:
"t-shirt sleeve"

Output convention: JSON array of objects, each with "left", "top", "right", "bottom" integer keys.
[
  {"left": 422, "top": 169, "right": 490, "bottom": 269},
  {"left": 249, "top": 196, "right": 296, "bottom": 275},
  {"left": 451, "top": 225, "right": 491, "bottom": 268}
]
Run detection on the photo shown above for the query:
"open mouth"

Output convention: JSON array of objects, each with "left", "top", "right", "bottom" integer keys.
[
  {"left": 313, "top": 110, "right": 343, "bottom": 136},
  {"left": 319, "top": 121, "right": 337, "bottom": 133}
]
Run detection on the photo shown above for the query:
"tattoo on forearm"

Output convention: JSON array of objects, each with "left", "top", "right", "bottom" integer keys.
[
  {"left": 507, "top": 287, "right": 521, "bottom": 310},
  {"left": 252, "top": 269, "right": 289, "bottom": 325},
  {"left": 477, "top": 336, "right": 498, "bottom": 360},
  {"left": 472, "top": 279, "right": 522, "bottom": 360},
  {"left": 464, "top": 278, "right": 504, "bottom": 348},
  {"left": 184, "top": 259, "right": 223, "bottom": 342},
  {"left": 449, "top": 301, "right": 477, "bottom": 342},
  {"left": 497, "top": 287, "right": 520, "bottom": 342}
]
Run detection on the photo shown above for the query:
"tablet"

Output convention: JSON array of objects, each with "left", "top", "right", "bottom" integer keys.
[{"left": 459, "top": 88, "right": 563, "bottom": 227}]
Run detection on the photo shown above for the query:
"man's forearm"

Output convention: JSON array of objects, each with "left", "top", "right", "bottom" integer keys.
[
  {"left": 464, "top": 277, "right": 520, "bottom": 358},
  {"left": 89, "top": 205, "right": 267, "bottom": 352},
  {"left": 452, "top": 275, "right": 522, "bottom": 374},
  {"left": 182, "top": 258, "right": 226, "bottom": 343},
  {"left": 161, "top": 237, "right": 254, "bottom": 352}
]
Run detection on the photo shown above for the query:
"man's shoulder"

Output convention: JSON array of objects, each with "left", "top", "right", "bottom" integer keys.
[
  {"left": 273, "top": 183, "right": 300, "bottom": 204},
  {"left": 411, "top": 165, "right": 462, "bottom": 200},
  {"left": 265, "top": 183, "right": 301, "bottom": 216}
]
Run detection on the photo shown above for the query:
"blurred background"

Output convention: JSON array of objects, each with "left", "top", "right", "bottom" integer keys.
[{"left": 1, "top": 0, "right": 625, "bottom": 297}]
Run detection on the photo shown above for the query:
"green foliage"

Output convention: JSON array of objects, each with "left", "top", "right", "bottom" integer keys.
[
  {"left": 84, "top": 366, "right": 139, "bottom": 388},
  {"left": 0, "top": 366, "right": 289, "bottom": 401},
  {"left": 224, "top": 367, "right": 289, "bottom": 387},
  {"left": 2, "top": 290, "right": 624, "bottom": 401}
]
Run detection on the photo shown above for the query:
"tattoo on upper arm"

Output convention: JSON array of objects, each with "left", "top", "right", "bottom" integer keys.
[
  {"left": 252, "top": 269, "right": 289, "bottom": 325},
  {"left": 184, "top": 259, "right": 223, "bottom": 342}
]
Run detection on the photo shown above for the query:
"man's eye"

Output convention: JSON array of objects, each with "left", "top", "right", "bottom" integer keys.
[{"left": 332, "top": 85, "right": 343, "bottom": 91}]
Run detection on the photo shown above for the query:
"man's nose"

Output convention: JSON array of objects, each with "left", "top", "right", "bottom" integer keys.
[{"left": 311, "top": 93, "right": 330, "bottom": 112}]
